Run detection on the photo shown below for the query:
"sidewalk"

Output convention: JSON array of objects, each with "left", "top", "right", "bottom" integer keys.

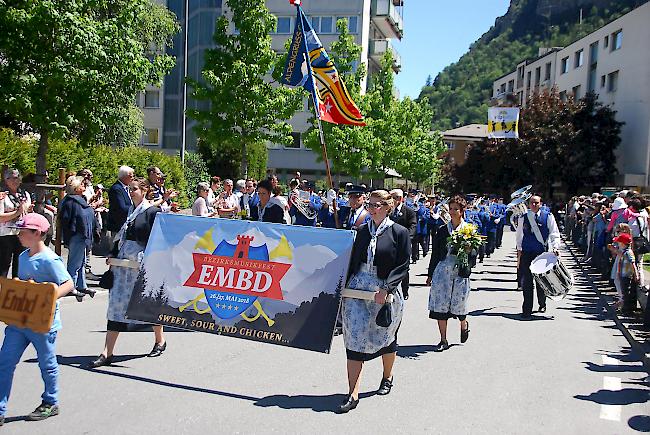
[{"left": 563, "top": 239, "right": 650, "bottom": 370}]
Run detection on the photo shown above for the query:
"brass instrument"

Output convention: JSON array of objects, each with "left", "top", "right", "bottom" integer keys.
[
  {"left": 290, "top": 189, "right": 317, "bottom": 220},
  {"left": 506, "top": 185, "right": 533, "bottom": 228}
]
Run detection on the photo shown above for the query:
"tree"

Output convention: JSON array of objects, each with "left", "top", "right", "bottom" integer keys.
[
  {"left": 188, "top": 0, "right": 301, "bottom": 178},
  {"left": 303, "top": 18, "right": 371, "bottom": 180},
  {"left": 0, "top": 1, "right": 179, "bottom": 189}
]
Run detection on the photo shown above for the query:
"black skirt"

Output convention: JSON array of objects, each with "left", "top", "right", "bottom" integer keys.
[
  {"left": 346, "top": 338, "right": 398, "bottom": 362},
  {"left": 429, "top": 311, "right": 467, "bottom": 321}
]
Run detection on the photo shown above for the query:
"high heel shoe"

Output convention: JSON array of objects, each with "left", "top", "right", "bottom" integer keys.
[
  {"left": 336, "top": 395, "right": 359, "bottom": 414},
  {"left": 148, "top": 341, "right": 167, "bottom": 357}
]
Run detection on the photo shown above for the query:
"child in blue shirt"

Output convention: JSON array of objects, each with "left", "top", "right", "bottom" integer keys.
[{"left": 0, "top": 213, "right": 73, "bottom": 425}]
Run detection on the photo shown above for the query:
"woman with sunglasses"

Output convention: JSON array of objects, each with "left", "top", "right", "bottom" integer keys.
[
  {"left": 0, "top": 169, "right": 32, "bottom": 277},
  {"left": 90, "top": 178, "right": 167, "bottom": 368},
  {"left": 338, "top": 190, "right": 410, "bottom": 413},
  {"left": 426, "top": 195, "right": 476, "bottom": 351}
]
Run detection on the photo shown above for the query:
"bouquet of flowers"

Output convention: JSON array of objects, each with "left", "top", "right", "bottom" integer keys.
[{"left": 447, "top": 223, "right": 484, "bottom": 277}]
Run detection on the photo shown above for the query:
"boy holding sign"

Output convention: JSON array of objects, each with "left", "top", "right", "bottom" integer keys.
[{"left": 0, "top": 213, "right": 73, "bottom": 426}]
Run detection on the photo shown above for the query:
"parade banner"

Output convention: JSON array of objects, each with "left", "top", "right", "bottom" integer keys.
[
  {"left": 125, "top": 214, "right": 355, "bottom": 353},
  {"left": 487, "top": 107, "right": 520, "bottom": 139}
]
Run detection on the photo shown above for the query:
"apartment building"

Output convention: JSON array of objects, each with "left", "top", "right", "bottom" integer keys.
[
  {"left": 492, "top": 2, "right": 650, "bottom": 187},
  {"left": 139, "top": 0, "right": 403, "bottom": 181}
]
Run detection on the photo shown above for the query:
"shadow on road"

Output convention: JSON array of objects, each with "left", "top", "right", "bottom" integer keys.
[
  {"left": 255, "top": 390, "right": 377, "bottom": 413},
  {"left": 574, "top": 388, "right": 650, "bottom": 406},
  {"left": 469, "top": 307, "right": 554, "bottom": 321},
  {"left": 628, "top": 415, "right": 650, "bottom": 431},
  {"left": 397, "top": 344, "right": 437, "bottom": 359}
]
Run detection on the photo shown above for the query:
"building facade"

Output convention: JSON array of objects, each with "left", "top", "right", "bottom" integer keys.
[
  {"left": 442, "top": 124, "right": 488, "bottom": 167},
  {"left": 492, "top": 2, "right": 650, "bottom": 187},
  {"left": 139, "top": 0, "right": 404, "bottom": 182}
]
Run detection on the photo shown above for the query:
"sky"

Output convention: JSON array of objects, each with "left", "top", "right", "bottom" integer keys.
[{"left": 393, "top": 0, "right": 511, "bottom": 99}]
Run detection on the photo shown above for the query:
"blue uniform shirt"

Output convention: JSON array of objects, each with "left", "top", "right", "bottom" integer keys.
[{"left": 17, "top": 248, "right": 72, "bottom": 332}]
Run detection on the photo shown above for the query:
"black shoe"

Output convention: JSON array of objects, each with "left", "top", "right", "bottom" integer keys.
[
  {"left": 27, "top": 403, "right": 59, "bottom": 421},
  {"left": 337, "top": 395, "right": 359, "bottom": 414},
  {"left": 435, "top": 340, "right": 449, "bottom": 352},
  {"left": 333, "top": 326, "right": 343, "bottom": 336},
  {"left": 538, "top": 306, "right": 546, "bottom": 313},
  {"left": 404, "top": 294, "right": 409, "bottom": 300},
  {"left": 377, "top": 377, "right": 393, "bottom": 395},
  {"left": 89, "top": 354, "right": 113, "bottom": 368},
  {"left": 70, "top": 290, "right": 85, "bottom": 302},
  {"left": 461, "top": 323, "right": 470, "bottom": 343},
  {"left": 81, "top": 288, "right": 96, "bottom": 298},
  {"left": 148, "top": 341, "right": 167, "bottom": 357}
]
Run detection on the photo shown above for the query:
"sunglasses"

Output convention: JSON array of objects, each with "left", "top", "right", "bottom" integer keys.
[{"left": 365, "top": 202, "right": 385, "bottom": 209}]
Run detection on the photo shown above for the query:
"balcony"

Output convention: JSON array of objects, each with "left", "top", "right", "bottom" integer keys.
[
  {"left": 371, "top": 0, "right": 404, "bottom": 40},
  {"left": 370, "top": 39, "right": 401, "bottom": 72}
]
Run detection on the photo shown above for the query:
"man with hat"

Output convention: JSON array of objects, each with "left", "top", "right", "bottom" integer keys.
[
  {"left": 515, "top": 195, "right": 561, "bottom": 318},
  {"left": 289, "top": 180, "right": 321, "bottom": 226},
  {"left": 341, "top": 185, "right": 371, "bottom": 231}
]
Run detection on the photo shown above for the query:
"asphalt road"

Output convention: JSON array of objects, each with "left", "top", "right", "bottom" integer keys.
[{"left": 1, "top": 230, "right": 649, "bottom": 434}]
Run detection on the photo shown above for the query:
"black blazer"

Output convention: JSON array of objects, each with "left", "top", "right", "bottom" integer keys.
[
  {"left": 107, "top": 181, "right": 132, "bottom": 231},
  {"left": 347, "top": 223, "right": 411, "bottom": 294},
  {"left": 392, "top": 205, "right": 417, "bottom": 240},
  {"left": 427, "top": 223, "right": 478, "bottom": 277},
  {"left": 250, "top": 203, "right": 285, "bottom": 224}
]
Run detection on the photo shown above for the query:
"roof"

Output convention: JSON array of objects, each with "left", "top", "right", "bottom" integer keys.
[{"left": 442, "top": 124, "right": 488, "bottom": 140}]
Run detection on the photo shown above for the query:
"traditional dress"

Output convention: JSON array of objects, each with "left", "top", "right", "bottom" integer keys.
[
  {"left": 428, "top": 220, "right": 474, "bottom": 320},
  {"left": 342, "top": 218, "right": 410, "bottom": 361}
]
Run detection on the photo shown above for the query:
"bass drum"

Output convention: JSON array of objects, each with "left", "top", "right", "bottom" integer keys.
[{"left": 529, "top": 252, "right": 574, "bottom": 301}]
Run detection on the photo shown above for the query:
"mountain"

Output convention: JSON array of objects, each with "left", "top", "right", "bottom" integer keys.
[{"left": 418, "top": 0, "right": 648, "bottom": 131}]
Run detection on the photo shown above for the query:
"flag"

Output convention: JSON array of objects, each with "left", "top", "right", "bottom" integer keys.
[
  {"left": 487, "top": 107, "right": 519, "bottom": 139},
  {"left": 281, "top": 5, "right": 365, "bottom": 126}
]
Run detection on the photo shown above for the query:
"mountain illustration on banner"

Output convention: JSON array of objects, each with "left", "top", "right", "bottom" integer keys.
[{"left": 281, "top": 2, "right": 365, "bottom": 126}]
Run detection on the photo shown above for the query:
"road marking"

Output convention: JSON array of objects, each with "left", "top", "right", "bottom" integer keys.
[{"left": 599, "top": 375, "right": 622, "bottom": 422}]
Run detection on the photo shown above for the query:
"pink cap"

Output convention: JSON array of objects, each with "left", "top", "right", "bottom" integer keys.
[{"left": 12, "top": 213, "right": 50, "bottom": 233}]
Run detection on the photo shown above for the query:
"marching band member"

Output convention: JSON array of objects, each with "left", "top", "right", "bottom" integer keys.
[
  {"left": 494, "top": 197, "right": 507, "bottom": 249},
  {"left": 338, "top": 190, "right": 410, "bottom": 413},
  {"left": 412, "top": 197, "right": 430, "bottom": 262},
  {"left": 342, "top": 185, "right": 371, "bottom": 231},
  {"left": 389, "top": 189, "right": 416, "bottom": 300},
  {"left": 251, "top": 179, "right": 286, "bottom": 224},
  {"left": 317, "top": 189, "right": 339, "bottom": 228},
  {"left": 289, "top": 180, "right": 321, "bottom": 226},
  {"left": 516, "top": 195, "right": 561, "bottom": 319}
]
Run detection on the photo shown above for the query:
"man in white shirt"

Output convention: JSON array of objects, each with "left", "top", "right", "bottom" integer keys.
[{"left": 516, "top": 195, "right": 561, "bottom": 318}]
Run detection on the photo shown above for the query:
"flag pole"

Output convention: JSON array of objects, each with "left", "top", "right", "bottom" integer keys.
[{"left": 295, "top": 5, "right": 340, "bottom": 229}]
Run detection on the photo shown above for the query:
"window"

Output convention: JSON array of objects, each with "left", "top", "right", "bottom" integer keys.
[
  {"left": 275, "top": 17, "right": 292, "bottom": 34},
  {"left": 572, "top": 85, "right": 581, "bottom": 99},
  {"left": 144, "top": 90, "right": 160, "bottom": 108},
  {"left": 320, "top": 16, "right": 333, "bottom": 33},
  {"left": 574, "top": 49, "right": 583, "bottom": 68},
  {"left": 526, "top": 71, "right": 531, "bottom": 88},
  {"left": 604, "top": 35, "right": 609, "bottom": 48},
  {"left": 534, "top": 67, "right": 541, "bottom": 86},
  {"left": 499, "top": 83, "right": 506, "bottom": 94},
  {"left": 559, "top": 91, "right": 567, "bottom": 102},
  {"left": 287, "top": 132, "right": 301, "bottom": 148},
  {"left": 544, "top": 62, "right": 551, "bottom": 81},
  {"left": 589, "top": 41, "right": 599, "bottom": 64},
  {"left": 607, "top": 71, "right": 619, "bottom": 92},
  {"left": 143, "top": 129, "right": 159, "bottom": 145},
  {"left": 612, "top": 30, "right": 622, "bottom": 51},
  {"left": 447, "top": 142, "right": 455, "bottom": 150},
  {"left": 507, "top": 79, "right": 514, "bottom": 93},
  {"left": 561, "top": 57, "right": 569, "bottom": 74},
  {"left": 600, "top": 75, "right": 606, "bottom": 88}
]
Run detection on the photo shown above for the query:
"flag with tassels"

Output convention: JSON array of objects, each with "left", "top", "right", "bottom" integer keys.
[{"left": 281, "top": 1, "right": 365, "bottom": 126}]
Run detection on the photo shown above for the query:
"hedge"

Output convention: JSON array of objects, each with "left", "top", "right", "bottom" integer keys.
[{"left": 0, "top": 128, "right": 193, "bottom": 207}]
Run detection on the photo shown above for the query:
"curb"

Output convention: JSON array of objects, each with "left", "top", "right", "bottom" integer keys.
[{"left": 563, "top": 238, "right": 650, "bottom": 372}]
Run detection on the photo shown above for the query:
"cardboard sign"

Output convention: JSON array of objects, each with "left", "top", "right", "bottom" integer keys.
[
  {"left": 125, "top": 214, "right": 355, "bottom": 353},
  {"left": 488, "top": 107, "right": 520, "bottom": 139},
  {"left": 0, "top": 277, "right": 57, "bottom": 333}
]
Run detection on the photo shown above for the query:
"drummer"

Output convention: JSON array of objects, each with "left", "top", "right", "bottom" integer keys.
[{"left": 515, "top": 195, "right": 561, "bottom": 319}]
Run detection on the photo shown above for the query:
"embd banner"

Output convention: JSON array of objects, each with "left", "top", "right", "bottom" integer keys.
[
  {"left": 487, "top": 107, "right": 520, "bottom": 139},
  {"left": 125, "top": 214, "right": 355, "bottom": 353}
]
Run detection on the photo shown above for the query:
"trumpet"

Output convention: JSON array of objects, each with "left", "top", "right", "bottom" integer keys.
[
  {"left": 290, "top": 190, "right": 317, "bottom": 220},
  {"left": 437, "top": 198, "right": 451, "bottom": 225}
]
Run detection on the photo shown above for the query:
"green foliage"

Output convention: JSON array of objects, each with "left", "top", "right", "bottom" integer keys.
[
  {"left": 246, "top": 142, "right": 268, "bottom": 182},
  {"left": 418, "top": 0, "right": 642, "bottom": 130},
  {"left": 188, "top": 0, "right": 301, "bottom": 178},
  {"left": 0, "top": 129, "right": 189, "bottom": 206},
  {"left": 0, "top": 0, "right": 180, "bottom": 179},
  {"left": 182, "top": 152, "right": 210, "bottom": 202}
]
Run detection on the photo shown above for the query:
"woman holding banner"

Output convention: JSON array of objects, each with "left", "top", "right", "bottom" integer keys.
[
  {"left": 90, "top": 178, "right": 167, "bottom": 368},
  {"left": 339, "top": 190, "right": 410, "bottom": 413}
]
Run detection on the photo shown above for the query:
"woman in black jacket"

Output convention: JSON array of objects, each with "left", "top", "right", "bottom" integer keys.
[
  {"left": 250, "top": 179, "right": 286, "bottom": 224},
  {"left": 59, "top": 175, "right": 96, "bottom": 301},
  {"left": 338, "top": 190, "right": 410, "bottom": 413}
]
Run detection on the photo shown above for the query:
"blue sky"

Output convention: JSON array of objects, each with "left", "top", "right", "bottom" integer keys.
[{"left": 393, "top": 0, "right": 511, "bottom": 99}]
